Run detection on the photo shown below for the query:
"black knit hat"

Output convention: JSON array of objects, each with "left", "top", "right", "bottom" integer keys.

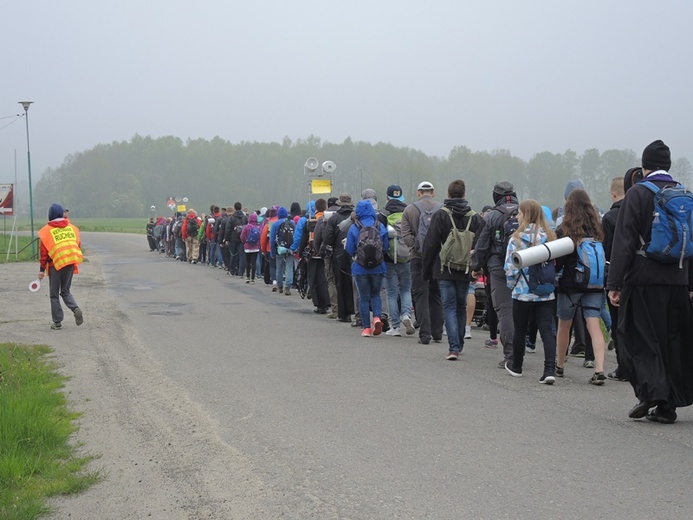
[
  {"left": 623, "top": 167, "right": 644, "bottom": 192},
  {"left": 642, "top": 140, "right": 671, "bottom": 171}
]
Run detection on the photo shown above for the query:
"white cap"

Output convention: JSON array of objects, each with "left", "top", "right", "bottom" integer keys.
[{"left": 417, "top": 181, "right": 434, "bottom": 191}]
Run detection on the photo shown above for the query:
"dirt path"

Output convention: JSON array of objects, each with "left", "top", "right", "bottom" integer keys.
[{"left": 1, "top": 257, "right": 274, "bottom": 519}]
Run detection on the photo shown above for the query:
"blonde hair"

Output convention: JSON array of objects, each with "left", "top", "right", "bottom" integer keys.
[
  {"left": 610, "top": 177, "right": 624, "bottom": 197},
  {"left": 512, "top": 199, "right": 556, "bottom": 246}
]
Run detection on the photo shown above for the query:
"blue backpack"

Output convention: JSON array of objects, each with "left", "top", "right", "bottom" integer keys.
[
  {"left": 246, "top": 225, "right": 261, "bottom": 246},
  {"left": 639, "top": 181, "right": 693, "bottom": 268},
  {"left": 575, "top": 238, "right": 605, "bottom": 290},
  {"left": 519, "top": 261, "right": 556, "bottom": 296}
]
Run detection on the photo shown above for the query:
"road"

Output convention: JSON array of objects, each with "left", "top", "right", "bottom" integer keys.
[{"left": 3, "top": 231, "right": 692, "bottom": 519}]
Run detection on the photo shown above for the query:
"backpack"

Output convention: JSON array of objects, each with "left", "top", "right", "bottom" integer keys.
[
  {"left": 300, "top": 218, "right": 318, "bottom": 255},
  {"left": 187, "top": 217, "right": 199, "bottom": 238},
  {"left": 413, "top": 201, "right": 442, "bottom": 254},
  {"left": 246, "top": 225, "right": 261, "bottom": 246},
  {"left": 386, "top": 212, "right": 409, "bottom": 263},
  {"left": 438, "top": 207, "right": 476, "bottom": 274},
  {"left": 494, "top": 204, "right": 519, "bottom": 256},
  {"left": 574, "top": 238, "right": 605, "bottom": 290},
  {"left": 638, "top": 181, "right": 693, "bottom": 268},
  {"left": 518, "top": 261, "right": 556, "bottom": 296},
  {"left": 355, "top": 221, "right": 383, "bottom": 269},
  {"left": 174, "top": 220, "right": 183, "bottom": 238},
  {"left": 276, "top": 219, "right": 295, "bottom": 250}
]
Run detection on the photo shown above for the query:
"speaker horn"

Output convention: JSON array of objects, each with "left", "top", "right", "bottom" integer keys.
[
  {"left": 304, "top": 157, "right": 319, "bottom": 173},
  {"left": 322, "top": 160, "right": 336, "bottom": 174}
]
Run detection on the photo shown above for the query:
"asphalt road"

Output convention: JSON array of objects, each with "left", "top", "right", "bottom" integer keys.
[{"left": 11, "top": 231, "right": 692, "bottom": 519}]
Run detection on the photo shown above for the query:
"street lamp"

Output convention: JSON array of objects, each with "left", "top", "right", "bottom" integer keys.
[{"left": 19, "top": 101, "right": 35, "bottom": 258}]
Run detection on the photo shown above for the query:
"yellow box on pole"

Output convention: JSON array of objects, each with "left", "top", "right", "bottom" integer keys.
[{"left": 311, "top": 179, "right": 332, "bottom": 194}]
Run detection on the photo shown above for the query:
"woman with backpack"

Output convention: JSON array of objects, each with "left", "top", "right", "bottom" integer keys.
[
  {"left": 240, "top": 212, "right": 262, "bottom": 283},
  {"left": 345, "top": 200, "right": 389, "bottom": 337},
  {"left": 503, "top": 199, "right": 558, "bottom": 384},
  {"left": 554, "top": 189, "right": 607, "bottom": 385}
]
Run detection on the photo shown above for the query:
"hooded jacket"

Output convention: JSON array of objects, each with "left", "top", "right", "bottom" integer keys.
[
  {"left": 504, "top": 225, "right": 555, "bottom": 302},
  {"left": 377, "top": 198, "right": 408, "bottom": 263},
  {"left": 291, "top": 201, "right": 316, "bottom": 251},
  {"left": 345, "top": 200, "right": 389, "bottom": 275},
  {"left": 474, "top": 193, "right": 519, "bottom": 273},
  {"left": 269, "top": 207, "right": 291, "bottom": 257},
  {"left": 240, "top": 212, "right": 262, "bottom": 252},
  {"left": 422, "top": 198, "right": 484, "bottom": 281}
]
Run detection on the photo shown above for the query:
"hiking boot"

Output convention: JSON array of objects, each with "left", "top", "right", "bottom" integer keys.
[
  {"left": 372, "top": 317, "right": 383, "bottom": 336},
  {"left": 401, "top": 315, "right": 415, "bottom": 335},
  {"left": 74, "top": 308, "right": 83, "bottom": 326},
  {"left": 464, "top": 326, "right": 472, "bottom": 339},
  {"left": 51, "top": 322, "right": 62, "bottom": 330},
  {"left": 284, "top": 287, "right": 291, "bottom": 295},
  {"left": 583, "top": 360, "right": 595, "bottom": 369},
  {"left": 446, "top": 352, "right": 459, "bottom": 361},
  {"left": 385, "top": 327, "right": 401, "bottom": 336},
  {"left": 505, "top": 361, "right": 523, "bottom": 377},
  {"left": 361, "top": 328, "right": 373, "bottom": 337},
  {"left": 484, "top": 338, "right": 498, "bottom": 349},
  {"left": 589, "top": 372, "right": 606, "bottom": 386}
]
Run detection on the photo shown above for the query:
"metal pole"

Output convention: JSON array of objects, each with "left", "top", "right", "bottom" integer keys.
[{"left": 19, "top": 101, "right": 35, "bottom": 258}]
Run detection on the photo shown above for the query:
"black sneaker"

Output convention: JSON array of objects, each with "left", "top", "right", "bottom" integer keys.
[
  {"left": 540, "top": 375, "right": 556, "bottom": 385},
  {"left": 607, "top": 370, "right": 628, "bottom": 382},
  {"left": 569, "top": 343, "right": 586, "bottom": 358},
  {"left": 589, "top": 372, "right": 606, "bottom": 386},
  {"left": 505, "top": 361, "right": 523, "bottom": 377},
  {"left": 555, "top": 366, "right": 565, "bottom": 377},
  {"left": 646, "top": 406, "right": 677, "bottom": 424}
]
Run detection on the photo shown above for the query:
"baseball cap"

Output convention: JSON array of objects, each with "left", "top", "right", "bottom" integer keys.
[
  {"left": 387, "top": 185, "right": 404, "bottom": 201},
  {"left": 417, "top": 181, "right": 434, "bottom": 191}
]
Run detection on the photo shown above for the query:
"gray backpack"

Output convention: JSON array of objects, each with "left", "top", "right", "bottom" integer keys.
[{"left": 413, "top": 201, "right": 442, "bottom": 254}]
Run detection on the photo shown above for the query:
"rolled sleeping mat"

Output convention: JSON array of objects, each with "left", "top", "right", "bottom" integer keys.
[{"left": 511, "top": 236, "right": 575, "bottom": 269}]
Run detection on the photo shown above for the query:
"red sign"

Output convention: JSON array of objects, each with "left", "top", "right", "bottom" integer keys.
[{"left": 0, "top": 184, "right": 13, "bottom": 215}]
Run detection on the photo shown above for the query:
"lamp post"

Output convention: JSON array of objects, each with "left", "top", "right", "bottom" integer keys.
[{"left": 19, "top": 101, "right": 35, "bottom": 258}]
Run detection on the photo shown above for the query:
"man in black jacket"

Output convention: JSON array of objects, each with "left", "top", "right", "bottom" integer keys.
[
  {"left": 226, "top": 202, "right": 248, "bottom": 276},
  {"left": 423, "top": 180, "right": 485, "bottom": 360},
  {"left": 607, "top": 140, "right": 693, "bottom": 424},
  {"left": 323, "top": 194, "right": 355, "bottom": 322}
]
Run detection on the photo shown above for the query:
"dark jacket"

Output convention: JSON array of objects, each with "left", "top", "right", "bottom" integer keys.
[
  {"left": 378, "top": 198, "right": 408, "bottom": 263},
  {"left": 421, "top": 198, "right": 485, "bottom": 281},
  {"left": 601, "top": 199, "right": 622, "bottom": 262},
  {"left": 554, "top": 227, "right": 604, "bottom": 294},
  {"left": 226, "top": 210, "right": 248, "bottom": 244},
  {"left": 324, "top": 205, "right": 354, "bottom": 272},
  {"left": 607, "top": 174, "right": 693, "bottom": 290},
  {"left": 474, "top": 196, "right": 519, "bottom": 273}
]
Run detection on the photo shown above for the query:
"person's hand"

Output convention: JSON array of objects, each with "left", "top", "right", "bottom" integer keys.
[
  {"left": 471, "top": 269, "right": 483, "bottom": 279},
  {"left": 608, "top": 289, "right": 620, "bottom": 307},
  {"left": 38, "top": 272, "right": 45, "bottom": 280}
]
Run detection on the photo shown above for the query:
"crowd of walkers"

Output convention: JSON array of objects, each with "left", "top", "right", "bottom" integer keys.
[{"left": 144, "top": 139, "right": 693, "bottom": 424}]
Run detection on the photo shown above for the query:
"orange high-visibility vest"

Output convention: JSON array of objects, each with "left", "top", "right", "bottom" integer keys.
[{"left": 38, "top": 223, "right": 83, "bottom": 271}]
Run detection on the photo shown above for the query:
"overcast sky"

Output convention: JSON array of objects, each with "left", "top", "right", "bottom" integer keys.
[{"left": 2, "top": 0, "right": 692, "bottom": 184}]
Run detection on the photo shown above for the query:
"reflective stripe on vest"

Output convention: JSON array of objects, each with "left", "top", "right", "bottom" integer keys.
[{"left": 39, "top": 224, "right": 84, "bottom": 271}]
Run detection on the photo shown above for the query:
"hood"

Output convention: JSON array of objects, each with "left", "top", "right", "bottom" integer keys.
[
  {"left": 277, "top": 206, "right": 288, "bottom": 219},
  {"left": 384, "top": 199, "right": 407, "bottom": 214},
  {"left": 519, "top": 225, "right": 549, "bottom": 245},
  {"left": 564, "top": 179, "right": 585, "bottom": 200},
  {"left": 443, "top": 198, "right": 472, "bottom": 216},
  {"left": 48, "top": 203, "right": 64, "bottom": 221},
  {"left": 306, "top": 200, "right": 316, "bottom": 218},
  {"left": 248, "top": 213, "right": 258, "bottom": 225},
  {"left": 355, "top": 199, "right": 376, "bottom": 221}
]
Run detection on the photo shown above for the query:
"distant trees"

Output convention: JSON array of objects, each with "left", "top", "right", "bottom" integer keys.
[{"left": 34, "top": 135, "right": 682, "bottom": 217}]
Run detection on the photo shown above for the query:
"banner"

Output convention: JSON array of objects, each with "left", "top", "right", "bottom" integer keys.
[{"left": 0, "top": 184, "right": 14, "bottom": 215}]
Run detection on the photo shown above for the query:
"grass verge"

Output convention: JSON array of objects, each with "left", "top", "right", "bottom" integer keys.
[
  {"left": 0, "top": 234, "right": 37, "bottom": 263},
  {"left": 0, "top": 343, "right": 99, "bottom": 519}
]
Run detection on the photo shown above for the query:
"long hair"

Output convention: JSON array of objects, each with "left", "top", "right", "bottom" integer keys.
[
  {"left": 512, "top": 199, "right": 556, "bottom": 246},
  {"left": 562, "top": 189, "right": 603, "bottom": 244}
]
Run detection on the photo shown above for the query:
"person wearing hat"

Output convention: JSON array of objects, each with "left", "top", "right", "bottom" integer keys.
[
  {"left": 37, "top": 203, "right": 84, "bottom": 330},
  {"left": 401, "top": 181, "right": 444, "bottom": 344},
  {"left": 323, "top": 194, "right": 356, "bottom": 321},
  {"left": 472, "top": 181, "right": 519, "bottom": 368},
  {"left": 607, "top": 140, "right": 693, "bottom": 424}
]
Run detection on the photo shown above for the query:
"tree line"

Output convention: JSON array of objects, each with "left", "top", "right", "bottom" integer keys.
[{"left": 34, "top": 134, "right": 693, "bottom": 217}]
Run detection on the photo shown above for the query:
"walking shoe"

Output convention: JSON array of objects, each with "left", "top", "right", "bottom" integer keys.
[
  {"left": 385, "top": 327, "right": 401, "bottom": 336},
  {"left": 464, "top": 325, "right": 472, "bottom": 339},
  {"left": 607, "top": 370, "right": 628, "bottom": 382},
  {"left": 497, "top": 359, "right": 508, "bottom": 369},
  {"left": 525, "top": 342, "right": 536, "bottom": 353},
  {"left": 401, "top": 315, "right": 416, "bottom": 335},
  {"left": 569, "top": 343, "right": 586, "bottom": 358},
  {"left": 646, "top": 406, "right": 677, "bottom": 424},
  {"left": 418, "top": 337, "right": 431, "bottom": 345},
  {"left": 555, "top": 366, "right": 565, "bottom": 377},
  {"left": 505, "top": 361, "right": 523, "bottom": 377},
  {"left": 607, "top": 338, "right": 615, "bottom": 351},
  {"left": 589, "top": 372, "right": 606, "bottom": 386},
  {"left": 628, "top": 400, "right": 654, "bottom": 419},
  {"left": 246, "top": 278, "right": 251, "bottom": 283},
  {"left": 484, "top": 338, "right": 498, "bottom": 349},
  {"left": 74, "top": 308, "right": 83, "bottom": 326},
  {"left": 272, "top": 285, "right": 278, "bottom": 292},
  {"left": 446, "top": 352, "right": 459, "bottom": 361},
  {"left": 51, "top": 322, "right": 62, "bottom": 330},
  {"left": 372, "top": 317, "right": 383, "bottom": 336},
  {"left": 250, "top": 279, "right": 255, "bottom": 284},
  {"left": 381, "top": 315, "right": 390, "bottom": 333},
  {"left": 540, "top": 375, "right": 556, "bottom": 385},
  {"left": 284, "top": 287, "right": 291, "bottom": 295},
  {"left": 361, "top": 328, "right": 373, "bottom": 337},
  {"left": 326, "top": 313, "right": 338, "bottom": 319},
  {"left": 583, "top": 360, "right": 595, "bottom": 369},
  {"left": 351, "top": 317, "right": 363, "bottom": 327}
]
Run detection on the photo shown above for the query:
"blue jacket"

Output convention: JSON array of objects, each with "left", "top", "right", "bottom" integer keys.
[
  {"left": 291, "top": 201, "right": 316, "bottom": 251},
  {"left": 345, "top": 200, "right": 388, "bottom": 275},
  {"left": 269, "top": 207, "right": 290, "bottom": 258}
]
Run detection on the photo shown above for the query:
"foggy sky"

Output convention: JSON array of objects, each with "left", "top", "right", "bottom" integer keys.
[{"left": 2, "top": 0, "right": 692, "bottom": 184}]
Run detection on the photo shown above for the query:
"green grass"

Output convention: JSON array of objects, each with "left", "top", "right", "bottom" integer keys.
[
  {"left": 10, "top": 217, "right": 148, "bottom": 234},
  {"left": 0, "top": 234, "right": 37, "bottom": 263},
  {"left": 0, "top": 344, "right": 99, "bottom": 519}
]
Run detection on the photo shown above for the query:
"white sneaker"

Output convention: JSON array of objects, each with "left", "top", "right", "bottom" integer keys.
[
  {"left": 385, "top": 327, "right": 401, "bottom": 336},
  {"left": 464, "top": 325, "right": 472, "bottom": 339},
  {"left": 401, "top": 315, "right": 415, "bottom": 335}
]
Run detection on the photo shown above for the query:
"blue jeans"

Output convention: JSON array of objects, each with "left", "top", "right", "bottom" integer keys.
[
  {"left": 354, "top": 274, "right": 384, "bottom": 330},
  {"left": 438, "top": 279, "right": 470, "bottom": 354},
  {"left": 275, "top": 254, "right": 294, "bottom": 288},
  {"left": 385, "top": 262, "right": 412, "bottom": 329}
]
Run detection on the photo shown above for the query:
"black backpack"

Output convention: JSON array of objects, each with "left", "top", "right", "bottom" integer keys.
[
  {"left": 187, "top": 217, "right": 199, "bottom": 237},
  {"left": 276, "top": 219, "right": 295, "bottom": 249},
  {"left": 355, "top": 221, "right": 383, "bottom": 269},
  {"left": 494, "top": 204, "right": 519, "bottom": 256}
]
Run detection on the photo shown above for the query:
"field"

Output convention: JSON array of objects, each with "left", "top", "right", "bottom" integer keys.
[{"left": 7, "top": 217, "right": 148, "bottom": 234}]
